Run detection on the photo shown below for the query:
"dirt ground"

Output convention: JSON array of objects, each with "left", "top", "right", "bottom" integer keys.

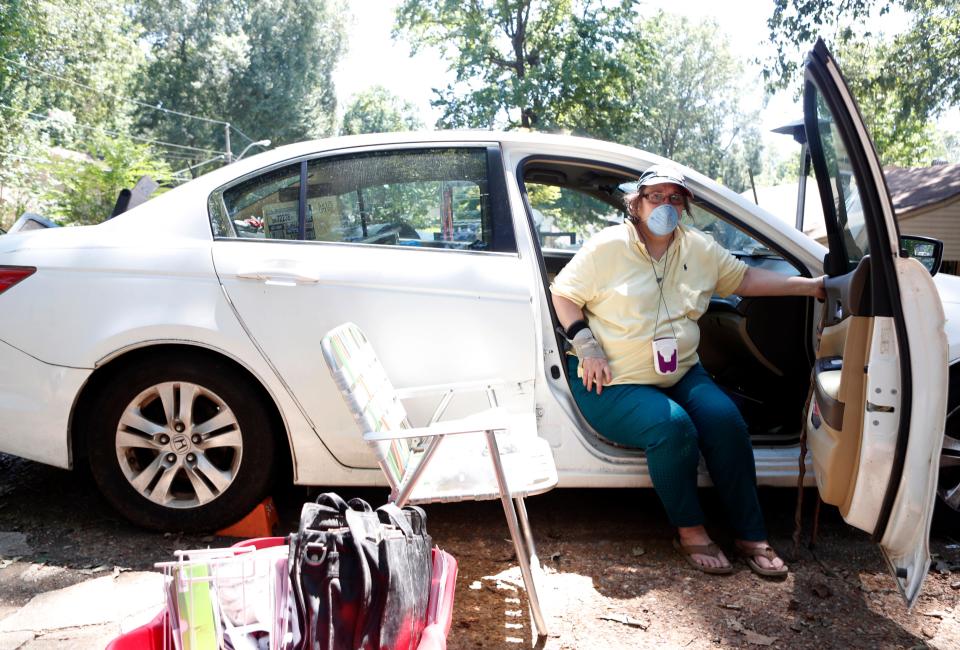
[{"left": 0, "top": 452, "right": 958, "bottom": 649}]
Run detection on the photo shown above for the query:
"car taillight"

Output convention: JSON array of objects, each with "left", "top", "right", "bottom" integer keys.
[{"left": 0, "top": 266, "right": 36, "bottom": 295}]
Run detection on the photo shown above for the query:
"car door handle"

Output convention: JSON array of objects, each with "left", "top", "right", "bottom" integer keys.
[{"left": 236, "top": 263, "right": 321, "bottom": 284}]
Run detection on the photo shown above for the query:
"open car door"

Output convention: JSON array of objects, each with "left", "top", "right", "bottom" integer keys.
[{"left": 803, "top": 39, "right": 948, "bottom": 607}]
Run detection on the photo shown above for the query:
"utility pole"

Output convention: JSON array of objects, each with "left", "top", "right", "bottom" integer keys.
[{"left": 224, "top": 124, "right": 233, "bottom": 163}]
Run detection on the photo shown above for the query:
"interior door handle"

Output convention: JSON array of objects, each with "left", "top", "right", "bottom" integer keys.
[{"left": 865, "top": 401, "right": 894, "bottom": 413}]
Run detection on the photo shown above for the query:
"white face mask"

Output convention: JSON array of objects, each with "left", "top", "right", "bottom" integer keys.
[{"left": 646, "top": 203, "right": 679, "bottom": 237}]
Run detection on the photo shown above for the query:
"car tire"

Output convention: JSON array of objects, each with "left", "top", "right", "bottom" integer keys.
[
  {"left": 86, "top": 355, "right": 276, "bottom": 532},
  {"left": 935, "top": 430, "right": 960, "bottom": 531}
]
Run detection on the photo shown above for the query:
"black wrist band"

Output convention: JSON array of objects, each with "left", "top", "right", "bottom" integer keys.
[{"left": 565, "top": 319, "right": 589, "bottom": 339}]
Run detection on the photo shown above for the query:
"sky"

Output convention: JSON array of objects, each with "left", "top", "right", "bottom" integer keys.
[{"left": 331, "top": 0, "right": 956, "bottom": 159}]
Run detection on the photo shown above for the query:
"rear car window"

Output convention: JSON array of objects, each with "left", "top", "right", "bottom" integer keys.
[{"left": 210, "top": 148, "right": 513, "bottom": 253}]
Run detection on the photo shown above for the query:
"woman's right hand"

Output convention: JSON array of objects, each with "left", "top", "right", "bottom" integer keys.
[
  {"left": 581, "top": 356, "right": 612, "bottom": 395},
  {"left": 570, "top": 328, "right": 612, "bottom": 394}
]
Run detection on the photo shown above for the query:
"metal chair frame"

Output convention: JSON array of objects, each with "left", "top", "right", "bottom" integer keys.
[{"left": 321, "top": 323, "right": 556, "bottom": 639}]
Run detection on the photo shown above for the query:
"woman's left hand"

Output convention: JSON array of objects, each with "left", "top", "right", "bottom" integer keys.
[{"left": 813, "top": 275, "right": 827, "bottom": 301}]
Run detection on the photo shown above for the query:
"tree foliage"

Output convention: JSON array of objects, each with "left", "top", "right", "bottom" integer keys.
[
  {"left": 764, "top": 0, "right": 960, "bottom": 164},
  {"left": 630, "top": 13, "right": 763, "bottom": 192},
  {"left": 133, "top": 0, "right": 347, "bottom": 155},
  {"left": 132, "top": 0, "right": 247, "bottom": 156},
  {"left": 0, "top": 0, "right": 144, "bottom": 137},
  {"left": 229, "top": 0, "right": 346, "bottom": 143},
  {"left": 340, "top": 86, "right": 423, "bottom": 135},
  {"left": 394, "top": 0, "right": 644, "bottom": 137},
  {"left": 0, "top": 0, "right": 146, "bottom": 227},
  {"left": 394, "top": 3, "right": 761, "bottom": 191},
  {"left": 838, "top": 40, "right": 940, "bottom": 165},
  {"left": 42, "top": 133, "right": 173, "bottom": 226},
  {"left": 2, "top": 0, "right": 349, "bottom": 227}
]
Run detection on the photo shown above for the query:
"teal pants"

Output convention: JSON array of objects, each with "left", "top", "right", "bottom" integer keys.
[{"left": 568, "top": 356, "right": 767, "bottom": 540}]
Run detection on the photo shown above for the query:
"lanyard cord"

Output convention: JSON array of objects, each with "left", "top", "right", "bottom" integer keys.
[{"left": 642, "top": 233, "right": 679, "bottom": 341}]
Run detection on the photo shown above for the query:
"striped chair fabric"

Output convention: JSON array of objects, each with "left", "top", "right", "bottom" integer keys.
[{"left": 320, "top": 323, "right": 414, "bottom": 488}]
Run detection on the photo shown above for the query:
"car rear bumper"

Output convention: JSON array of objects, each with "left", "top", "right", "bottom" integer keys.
[{"left": 0, "top": 339, "right": 90, "bottom": 468}]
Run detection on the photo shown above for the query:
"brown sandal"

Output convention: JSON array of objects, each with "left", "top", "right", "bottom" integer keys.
[
  {"left": 673, "top": 537, "right": 733, "bottom": 575},
  {"left": 736, "top": 543, "right": 789, "bottom": 578}
]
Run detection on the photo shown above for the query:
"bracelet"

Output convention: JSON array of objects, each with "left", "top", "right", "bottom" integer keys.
[{"left": 565, "top": 319, "right": 589, "bottom": 339}]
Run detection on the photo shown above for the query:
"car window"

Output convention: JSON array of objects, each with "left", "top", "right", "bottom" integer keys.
[
  {"left": 810, "top": 90, "right": 869, "bottom": 268},
  {"left": 217, "top": 163, "right": 302, "bottom": 239},
  {"left": 525, "top": 182, "right": 625, "bottom": 250},
  {"left": 300, "top": 148, "right": 492, "bottom": 250},
  {"left": 685, "top": 204, "right": 775, "bottom": 257},
  {"left": 525, "top": 181, "right": 774, "bottom": 258},
  {"left": 212, "top": 149, "right": 504, "bottom": 252}
]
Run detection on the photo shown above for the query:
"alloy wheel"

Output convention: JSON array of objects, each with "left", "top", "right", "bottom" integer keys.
[{"left": 114, "top": 381, "right": 243, "bottom": 509}]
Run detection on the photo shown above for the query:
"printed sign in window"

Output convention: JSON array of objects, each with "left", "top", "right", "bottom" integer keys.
[
  {"left": 262, "top": 201, "right": 299, "bottom": 240},
  {"left": 307, "top": 196, "right": 340, "bottom": 241}
]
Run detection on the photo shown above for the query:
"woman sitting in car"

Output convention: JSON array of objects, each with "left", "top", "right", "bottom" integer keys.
[{"left": 550, "top": 163, "right": 825, "bottom": 576}]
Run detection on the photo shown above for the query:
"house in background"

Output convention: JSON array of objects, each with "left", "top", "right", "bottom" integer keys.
[
  {"left": 756, "top": 120, "right": 960, "bottom": 274},
  {"left": 747, "top": 161, "right": 960, "bottom": 275},
  {"left": 886, "top": 163, "right": 960, "bottom": 274}
]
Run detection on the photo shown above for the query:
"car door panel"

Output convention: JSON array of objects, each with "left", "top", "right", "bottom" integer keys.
[
  {"left": 809, "top": 262, "right": 873, "bottom": 510},
  {"left": 873, "top": 257, "right": 948, "bottom": 601},
  {"left": 804, "top": 39, "right": 948, "bottom": 606},
  {"left": 214, "top": 241, "right": 537, "bottom": 468},
  {"left": 809, "top": 315, "right": 874, "bottom": 515},
  {"left": 209, "top": 144, "right": 537, "bottom": 469}
]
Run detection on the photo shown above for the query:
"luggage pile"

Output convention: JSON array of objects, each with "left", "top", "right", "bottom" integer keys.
[{"left": 107, "top": 493, "right": 457, "bottom": 650}]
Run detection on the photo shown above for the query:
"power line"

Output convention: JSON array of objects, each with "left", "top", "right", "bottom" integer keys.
[
  {"left": 173, "top": 154, "right": 226, "bottom": 178},
  {"left": 0, "top": 103, "right": 221, "bottom": 155},
  {"left": 226, "top": 123, "right": 256, "bottom": 145},
  {"left": 0, "top": 103, "right": 223, "bottom": 156},
  {"left": 0, "top": 54, "right": 255, "bottom": 144},
  {"left": 0, "top": 151, "right": 52, "bottom": 164}
]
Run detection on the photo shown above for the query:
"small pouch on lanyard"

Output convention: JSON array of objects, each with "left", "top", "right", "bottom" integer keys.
[{"left": 652, "top": 337, "right": 678, "bottom": 376}]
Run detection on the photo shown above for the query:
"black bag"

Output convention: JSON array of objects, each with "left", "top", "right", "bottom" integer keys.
[{"left": 288, "top": 493, "right": 432, "bottom": 650}]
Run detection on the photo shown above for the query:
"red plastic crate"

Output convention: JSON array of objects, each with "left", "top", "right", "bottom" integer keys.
[{"left": 106, "top": 541, "right": 457, "bottom": 650}]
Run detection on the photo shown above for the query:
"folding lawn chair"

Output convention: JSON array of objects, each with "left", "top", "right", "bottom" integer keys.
[{"left": 320, "top": 322, "right": 558, "bottom": 639}]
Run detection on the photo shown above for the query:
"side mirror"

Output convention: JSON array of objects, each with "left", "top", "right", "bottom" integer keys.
[{"left": 900, "top": 234, "right": 943, "bottom": 276}]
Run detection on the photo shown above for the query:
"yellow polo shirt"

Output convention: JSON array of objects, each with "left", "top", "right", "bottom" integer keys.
[{"left": 551, "top": 222, "right": 747, "bottom": 388}]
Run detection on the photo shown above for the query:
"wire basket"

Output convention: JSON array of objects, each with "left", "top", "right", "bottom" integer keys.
[{"left": 154, "top": 541, "right": 290, "bottom": 650}]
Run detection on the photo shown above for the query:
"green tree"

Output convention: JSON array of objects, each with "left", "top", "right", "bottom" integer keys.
[
  {"left": 0, "top": 0, "right": 44, "bottom": 123},
  {"left": 839, "top": 40, "right": 939, "bottom": 165},
  {"left": 0, "top": 0, "right": 144, "bottom": 227},
  {"left": 764, "top": 0, "right": 960, "bottom": 164},
  {"left": 134, "top": 0, "right": 347, "bottom": 159},
  {"left": 937, "top": 130, "right": 960, "bottom": 163},
  {"left": 42, "top": 132, "right": 173, "bottom": 226},
  {"left": 132, "top": 0, "right": 253, "bottom": 157},
  {"left": 0, "top": 120, "right": 50, "bottom": 231},
  {"left": 229, "top": 0, "right": 346, "bottom": 143},
  {"left": 394, "top": 0, "right": 644, "bottom": 137},
  {"left": 1, "top": 0, "right": 143, "bottom": 138},
  {"left": 340, "top": 86, "right": 424, "bottom": 135},
  {"left": 629, "top": 13, "right": 763, "bottom": 192},
  {"left": 1, "top": 3, "right": 143, "bottom": 157}
]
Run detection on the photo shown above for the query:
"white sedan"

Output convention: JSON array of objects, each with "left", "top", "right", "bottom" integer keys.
[{"left": 0, "top": 41, "right": 954, "bottom": 605}]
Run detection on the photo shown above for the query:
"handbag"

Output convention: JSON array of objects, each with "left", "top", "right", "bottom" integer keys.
[{"left": 288, "top": 493, "right": 432, "bottom": 650}]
